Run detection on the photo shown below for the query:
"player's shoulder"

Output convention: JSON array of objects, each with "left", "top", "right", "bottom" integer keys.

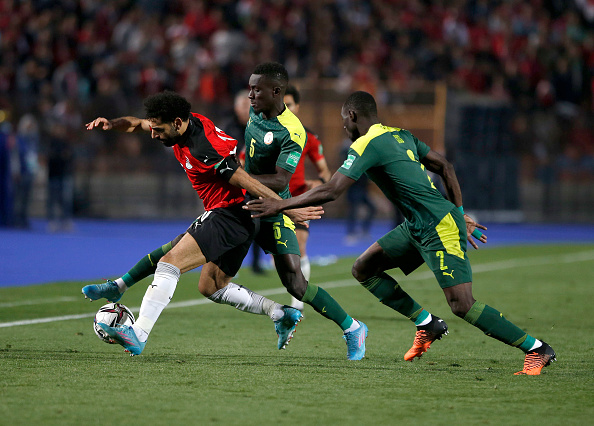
[
  {"left": 350, "top": 123, "right": 392, "bottom": 155},
  {"left": 277, "top": 108, "right": 306, "bottom": 141},
  {"left": 190, "top": 112, "right": 210, "bottom": 126}
]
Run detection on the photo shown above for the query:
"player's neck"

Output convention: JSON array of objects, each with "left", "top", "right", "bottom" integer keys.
[
  {"left": 262, "top": 103, "right": 286, "bottom": 120},
  {"left": 358, "top": 117, "right": 380, "bottom": 137},
  {"left": 171, "top": 120, "right": 191, "bottom": 147}
]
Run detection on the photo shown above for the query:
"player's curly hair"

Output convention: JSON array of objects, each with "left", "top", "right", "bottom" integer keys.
[
  {"left": 253, "top": 62, "right": 289, "bottom": 86},
  {"left": 343, "top": 91, "right": 378, "bottom": 117},
  {"left": 144, "top": 91, "right": 191, "bottom": 123},
  {"left": 284, "top": 85, "right": 300, "bottom": 104}
]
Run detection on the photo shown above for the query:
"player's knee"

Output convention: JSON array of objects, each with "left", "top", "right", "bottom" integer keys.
[{"left": 351, "top": 258, "right": 371, "bottom": 282}]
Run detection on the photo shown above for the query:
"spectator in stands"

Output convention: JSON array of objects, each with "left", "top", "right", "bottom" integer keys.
[{"left": 13, "top": 114, "right": 40, "bottom": 228}]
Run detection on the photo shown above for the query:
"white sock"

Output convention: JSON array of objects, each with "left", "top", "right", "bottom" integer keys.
[
  {"left": 209, "top": 283, "right": 284, "bottom": 320},
  {"left": 114, "top": 278, "right": 128, "bottom": 293},
  {"left": 290, "top": 256, "right": 308, "bottom": 311},
  {"left": 529, "top": 339, "right": 543, "bottom": 351},
  {"left": 343, "top": 319, "right": 361, "bottom": 334},
  {"left": 133, "top": 262, "right": 180, "bottom": 341},
  {"left": 417, "top": 313, "right": 433, "bottom": 327},
  {"left": 300, "top": 255, "right": 311, "bottom": 281}
]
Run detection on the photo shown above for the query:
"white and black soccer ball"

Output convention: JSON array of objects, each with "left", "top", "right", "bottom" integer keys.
[{"left": 93, "top": 303, "right": 135, "bottom": 344}]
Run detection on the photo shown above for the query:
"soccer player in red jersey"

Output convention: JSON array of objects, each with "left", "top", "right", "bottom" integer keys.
[
  {"left": 283, "top": 85, "right": 332, "bottom": 311},
  {"left": 82, "top": 91, "right": 321, "bottom": 355}
]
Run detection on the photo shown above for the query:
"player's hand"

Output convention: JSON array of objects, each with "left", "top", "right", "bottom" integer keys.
[
  {"left": 285, "top": 206, "right": 324, "bottom": 226},
  {"left": 85, "top": 117, "right": 112, "bottom": 130},
  {"left": 244, "top": 198, "right": 283, "bottom": 218},
  {"left": 464, "top": 214, "right": 487, "bottom": 249}
]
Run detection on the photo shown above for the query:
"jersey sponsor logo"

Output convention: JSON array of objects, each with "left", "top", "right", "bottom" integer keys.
[
  {"left": 286, "top": 151, "right": 301, "bottom": 167},
  {"left": 277, "top": 239, "right": 288, "bottom": 247},
  {"left": 293, "top": 132, "right": 301, "bottom": 139},
  {"left": 342, "top": 154, "right": 356, "bottom": 169},
  {"left": 264, "top": 131, "right": 274, "bottom": 145}
]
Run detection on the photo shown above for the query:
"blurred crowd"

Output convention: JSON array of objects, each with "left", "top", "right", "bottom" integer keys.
[{"left": 1, "top": 0, "right": 594, "bottom": 226}]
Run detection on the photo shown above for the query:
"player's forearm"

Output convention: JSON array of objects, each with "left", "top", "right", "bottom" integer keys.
[
  {"left": 249, "top": 173, "right": 289, "bottom": 193},
  {"left": 440, "top": 162, "right": 463, "bottom": 207},
  {"left": 110, "top": 116, "right": 147, "bottom": 133},
  {"left": 316, "top": 159, "right": 332, "bottom": 183},
  {"left": 278, "top": 184, "right": 337, "bottom": 211},
  {"left": 231, "top": 169, "right": 282, "bottom": 200}
]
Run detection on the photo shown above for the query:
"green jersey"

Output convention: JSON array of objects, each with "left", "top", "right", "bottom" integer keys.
[
  {"left": 339, "top": 123, "right": 454, "bottom": 238},
  {"left": 244, "top": 106, "right": 307, "bottom": 221}
]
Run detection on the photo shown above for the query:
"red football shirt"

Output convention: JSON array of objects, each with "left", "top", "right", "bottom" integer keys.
[
  {"left": 289, "top": 130, "right": 325, "bottom": 196},
  {"left": 172, "top": 113, "right": 245, "bottom": 211}
]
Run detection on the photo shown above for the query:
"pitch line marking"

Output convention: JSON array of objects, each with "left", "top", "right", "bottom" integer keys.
[
  {"left": 0, "top": 297, "right": 79, "bottom": 308},
  {"left": 1, "top": 249, "right": 593, "bottom": 328}
]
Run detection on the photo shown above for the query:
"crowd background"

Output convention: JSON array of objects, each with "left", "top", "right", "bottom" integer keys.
[{"left": 1, "top": 0, "right": 593, "bottom": 227}]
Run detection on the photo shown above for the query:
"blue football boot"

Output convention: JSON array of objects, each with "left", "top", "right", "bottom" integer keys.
[
  {"left": 97, "top": 323, "right": 146, "bottom": 356},
  {"left": 343, "top": 320, "right": 368, "bottom": 360},
  {"left": 274, "top": 306, "right": 303, "bottom": 349},
  {"left": 82, "top": 280, "right": 122, "bottom": 302}
]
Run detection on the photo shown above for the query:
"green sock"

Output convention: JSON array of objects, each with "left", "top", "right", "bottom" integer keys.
[
  {"left": 361, "top": 273, "right": 425, "bottom": 323},
  {"left": 302, "top": 283, "right": 352, "bottom": 331},
  {"left": 121, "top": 242, "right": 173, "bottom": 287},
  {"left": 463, "top": 301, "right": 535, "bottom": 352}
]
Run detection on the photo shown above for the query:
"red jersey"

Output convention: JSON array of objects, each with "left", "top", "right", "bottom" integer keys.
[
  {"left": 173, "top": 113, "right": 245, "bottom": 211},
  {"left": 289, "top": 129, "right": 325, "bottom": 196}
]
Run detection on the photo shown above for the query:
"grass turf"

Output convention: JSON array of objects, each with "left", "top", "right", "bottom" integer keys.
[{"left": 1, "top": 244, "right": 593, "bottom": 425}]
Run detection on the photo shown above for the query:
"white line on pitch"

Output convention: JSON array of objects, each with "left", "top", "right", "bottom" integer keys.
[
  {"left": 1, "top": 249, "right": 593, "bottom": 328},
  {"left": 0, "top": 297, "right": 79, "bottom": 308}
]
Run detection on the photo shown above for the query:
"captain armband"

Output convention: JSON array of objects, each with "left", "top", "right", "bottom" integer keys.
[{"left": 215, "top": 155, "right": 240, "bottom": 181}]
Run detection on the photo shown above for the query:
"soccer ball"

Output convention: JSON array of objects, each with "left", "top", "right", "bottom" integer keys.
[{"left": 93, "top": 303, "right": 135, "bottom": 343}]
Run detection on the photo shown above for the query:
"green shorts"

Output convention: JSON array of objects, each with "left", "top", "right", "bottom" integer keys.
[
  {"left": 377, "top": 209, "right": 472, "bottom": 288},
  {"left": 255, "top": 215, "right": 300, "bottom": 256}
]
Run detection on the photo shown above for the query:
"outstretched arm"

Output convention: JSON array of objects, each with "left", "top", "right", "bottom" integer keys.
[
  {"left": 421, "top": 150, "right": 487, "bottom": 249},
  {"left": 85, "top": 116, "right": 151, "bottom": 133},
  {"left": 228, "top": 165, "right": 323, "bottom": 224},
  {"left": 229, "top": 167, "right": 287, "bottom": 200},
  {"left": 248, "top": 166, "right": 293, "bottom": 193},
  {"left": 245, "top": 171, "right": 356, "bottom": 218}
]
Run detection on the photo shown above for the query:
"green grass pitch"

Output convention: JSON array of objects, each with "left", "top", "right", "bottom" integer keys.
[{"left": 1, "top": 244, "right": 593, "bottom": 425}]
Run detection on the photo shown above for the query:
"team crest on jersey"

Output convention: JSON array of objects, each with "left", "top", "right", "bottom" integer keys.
[
  {"left": 264, "top": 131, "right": 274, "bottom": 145},
  {"left": 342, "top": 154, "right": 356, "bottom": 169}
]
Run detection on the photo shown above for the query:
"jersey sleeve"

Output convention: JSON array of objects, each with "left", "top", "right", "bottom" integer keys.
[
  {"left": 214, "top": 155, "right": 240, "bottom": 181},
  {"left": 276, "top": 130, "right": 305, "bottom": 173},
  {"left": 338, "top": 142, "right": 380, "bottom": 181},
  {"left": 412, "top": 133, "right": 431, "bottom": 159}
]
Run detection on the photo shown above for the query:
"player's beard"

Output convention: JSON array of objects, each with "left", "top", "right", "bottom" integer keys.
[
  {"left": 347, "top": 127, "right": 360, "bottom": 142},
  {"left": 161, "top": 128, "right": 185, "bottom": 147}
]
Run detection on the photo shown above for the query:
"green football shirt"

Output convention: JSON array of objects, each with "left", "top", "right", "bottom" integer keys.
[
  {"left": 339, "top": 123, "right": 455, "bottom": 237},
  {"left": 244, "top": 106, "right": 307, "bottom": 221}
]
